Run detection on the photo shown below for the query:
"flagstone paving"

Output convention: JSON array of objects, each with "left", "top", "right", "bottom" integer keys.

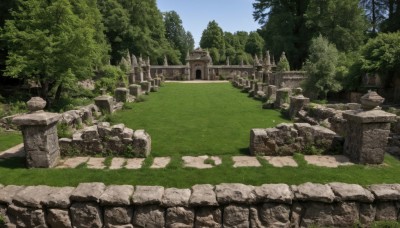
[
  {"left": 304, "top": 155, "right": 354, "bottom": 168},
  {"left": 0, "top": 143, "right": 25, "bottom": 159},
  {"left": 232, "top": 156, "right": 261, "bottom": 168},
  {"left": 109, "top": 157, "right": 126, "bottom": 170},
  {"left": 150, "top": 157, "right": 171, "bottom": 169},
  {"left": 263, "top": 156, "right": 298, "bottom": 167},
  {"left": 56, "top": 157, "right": 89, "bottom": 169},
  {"left": 182, "top": 155, "right": 222, "bottom": 169},
  {"left": 87, "top": 157, "right": 106, "bottom": 169},
  {"left": 125, "top": 158, "right": 145, "bottom": 169}
]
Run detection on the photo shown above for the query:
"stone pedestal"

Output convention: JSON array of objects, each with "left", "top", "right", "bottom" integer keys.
[
  {"left": 289, "top": 95, "right": 310, "bottom": 120},
  {"left": 140, "top": 81, "right": 151, "bottom": 94},
  {"left": 94, "top": 95, "right": 114, "bottom": 114},
  {"left": 267, "top": 85, "right": 277, "bottom": 101},
  {"left": 114, "top": 88, "right": 129, "bottom": 103},
  {"left": 274, "top": 88, "right": 291, "bottom": 108},
  {"left": 343, "top": 110, "right": 396, "bottom": 164},
  {"left": 12, "top": 97, "right": 61, "bottom": 168},
  {"left": 129, "top": 84, "right": 142, "bottom": 97}
]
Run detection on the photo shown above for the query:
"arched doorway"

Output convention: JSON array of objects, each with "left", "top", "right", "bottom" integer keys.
[{"left": 196, "top": 70, "right": 202, "bottom": 79}]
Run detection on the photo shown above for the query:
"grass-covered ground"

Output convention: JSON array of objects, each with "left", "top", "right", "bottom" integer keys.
[
  {"left": 0, "top": 130, "right": 22, "bottom": 152},
  {"left": 0, "top": 82, "right": 399, "bottom": 187}
]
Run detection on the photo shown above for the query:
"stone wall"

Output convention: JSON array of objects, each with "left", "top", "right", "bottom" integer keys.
[
  {"left": 270, "top": 71, "right": 306, "bottom": 89},
  {"left": 0, "top": 182, "right": 399, "bottom": 227},
  {"left": 250, "top": 123, "right": 342, "bottom": 156},
  {"left": 59, "top": 122, "right": 151, "bottom": 158}
]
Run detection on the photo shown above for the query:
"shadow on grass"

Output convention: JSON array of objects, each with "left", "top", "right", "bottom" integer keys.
[
  {"left": 239, "top": 147, "right": 250, "bottom": 155},
  {"left": 0, "top": 157, "right": 26, "bottom": 169}
]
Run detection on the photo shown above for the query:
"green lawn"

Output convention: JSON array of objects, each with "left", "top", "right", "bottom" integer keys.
[
  {"left": 0, "top": 82, "right": 400, "bottom": 187},
  {"left": 0, "top": 131, "right": 22, "bottom": 152},
  {"left": 109, "top": 82, "right": 287, "bottom": 156}
]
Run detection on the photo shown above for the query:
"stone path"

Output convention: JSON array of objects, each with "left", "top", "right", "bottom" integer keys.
[{"left": 0, "top": 146, "right": 357, "bottom": 169}]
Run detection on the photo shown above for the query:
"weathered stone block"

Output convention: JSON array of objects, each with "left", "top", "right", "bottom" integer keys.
[
  {"left": 254, "top": 184, "right": 293, "bottom": 204},
  {"left": 162, "top": 188, "right": 191, "bottom": 207},
  {"left": 100, "top": 185, "right": 134, "bottom": 206},
  {"left": 166, "top": 207, "right": 195, "bottom": 228},
  {"left": 368, "top": 184, "right": 400, "bottom": 200},
  {"left": 223, "top": 204, "right": 249, "bottom": 227},
  {"left": 140, "top": 81, "right": 151, "bottom": 93},
  {"left": 47, "top": 209, "right": 72, "bottom": 228},
  {"left": 289, "top": 95, "right": 310, "bottom": 119},
  {"left": 0, "top": 185, "right": 25, "bottom": 205},
  {"left": 375, "top": 202, "right": 398, "bottom": 221},
  {"left": 70, "top": 182, "right": 106, "bottom": 203},
  {"left": 133, "top": 205, "right": 165, "bottom": 228},
  {"left": 44, "top": 187, "right": 75, "bottom": 209},
  {"left": 274, "top": 88, "right": 291, "bottom": 108},
  {"left": 132, "top": 186, "right": 164, "bottom": 205},
  {"left": 249, "top": 129, "right": 269, "bottom": 156},
  {"left": 81, "top": 126, "right": 99, "bottom": 142},
  {"left": 133, "top": 130, "right": 151, "bottom": 157},
  {"left": 329, "top": 182, "right": 374, "bottom": 202},
  {"left": 190, "top": 184, "right": 218, "bottom": 206},
  {"left": 94, "top": 95, "right": 114, "bottom": 114},
  {"left": 115, "top": 87, "right": 129, "bottom": 103},
  {"left": 215, "top": 184, "right": 256, "bottom": 205},
  {"left": 129, "top": 84, "right": 142, "bottom": 97},
  {"left": 12, "top": 185, "right": 54, "bottom": 208},
  {"left": 104, "top": 207, "right": 133, "bottom": 227},
  {"left": 359, "top": 203, "right": 376, "bottom": 225},
  {"left": 250, "top": 203, "right": 291, "bottom": 227},
  {"left": 292, "top": 183, "right": 335, "bottom": 203},
  {"left": 195, "top": 207, "right": 222, "bottom": 227},
  {"left": 7, "top": 204, "right": 46, "bottom": 228},
  {"left": 70, "top": 202, "right": 103, "bottom": 228}
]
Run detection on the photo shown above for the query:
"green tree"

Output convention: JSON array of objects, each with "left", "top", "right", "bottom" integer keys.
[
  {"left": 200, "top": 20, "right": 225, "bottom": 64},
  {"left": 0, "top": 1, "right": 17, "bottom": 76},
  {"left": 245, "top": 32, "right": 265, "bottom": 57},
  {"left": 277, "top": 52, "right": 290, "bottom": 72},
  {"left": 303, "top": 36, "right": 342, "bottom": 99},
  {"left": 2, "top": 0, "right": 108, "bottom": 102}
]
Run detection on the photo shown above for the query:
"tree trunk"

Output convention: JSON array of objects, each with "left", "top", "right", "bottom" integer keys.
[
  {"left": 372, "top": 0, "right": 377, "bottom": 33},
  {"left": 55, "top": 83, "right": 63, "bottom": 102}
]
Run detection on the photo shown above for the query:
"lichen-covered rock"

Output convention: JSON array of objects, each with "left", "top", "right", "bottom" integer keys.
[
  {"left": 81, "top": 126, "right": 99, "bottom": 142},
  {"left": 133, "top": 130, "right": 151, "bottom": 157},
  {"left": 250, "top": 203, "right": 291, "bottom": 227},
  {"left": 70, "top": 202, "right": 103, "bottom": 228},
  {"left": 133, "top": 186, "right": 164, "bottom": 205},
  {"left": 0, "top": 185, "right": 25, "bottom": 205},
  {"left": 215, "top": 184, "right": 256, "bottom": 205},
  {"left": 7, "top": 204, "right": 46, "bottom": 228},
  {"left": 368, "top": 184, "right": 400, "bottom": 200},
  {"left": 223, "top": 205, "right": 249, "bottom": 227},
  {"left": 47, "top": 209, "right": 72, "bottom": 228},
  {"left": 254, "top": 184, "right": 293, "bottom": 204},
  {"left": 100, "top": 185, "right": 133, "bottom": 206},
  {"left": 195, "top": 207, "right": 222, "bottom": 228},
  {"left": 166, "top": 207, "right": 195, "bottom": 228},
  {"left": 292, "top": 183, "right": 335, "bottom": 203},
  {"left": 70, "top": 183, "right": 106, "bottom": 203},
  {"left": 97, "top": 122, "right": 112, "bottom": 138},
  {"left": 375, "top": 202, "right": 398, "bottom": 221},
  {"left": 189, "top": 184, "right": 218, "bottom": 206},
  {"left": 162, "top": 188, "right": 191, "bottom": 207},
  {"left": 359, "top": 203, "right": 376, "bottom": 225},
  {"left": 12, "top": 185, "right": 54, "bottom": 208},
  {"left": 104, "top": 207, "right": 133, "bottom": 227},
  {"left": 133, "top": 205, "right": 164, "bottom": 228},
  {"left": 329, "top": 182, "right": 374, "bottom": 202}
]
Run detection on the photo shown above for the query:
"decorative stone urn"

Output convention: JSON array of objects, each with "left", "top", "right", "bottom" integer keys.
[
  {"left": 26, "top": 97, "right": 46, "bottom": 113},
  {"left": 360, "top": 90, "right": 384, "bottom": 110}
]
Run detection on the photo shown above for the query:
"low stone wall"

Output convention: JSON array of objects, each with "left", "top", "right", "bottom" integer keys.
[
  {"left": 59, "top": 122, "right": 151, "bottom": 157},
  {"left": 250, "top": 123, "right": 342, "bottom": 156},
  {"left": 0, "top": 182, "right": 399, "bottom": 227}
]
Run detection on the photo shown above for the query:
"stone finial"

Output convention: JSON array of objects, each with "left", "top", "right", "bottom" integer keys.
[
  {"left": 146, "top": 56, "right": 151, "bottom": 66},
  {"left": 27, "top": 97, "right": 46, "bottom": 113},
  {"left": 360, "top": 90, "right": 384, "bottom": 110},
  {"left": 163, "top": 55, "right": 168, "bottom": 66},
  {"left": 100, "top": 88, "right": 107, "bottom": 95},
  {"left": 293, "top": 87, "right": 303, "bottom": 96},
  {"left": 240, "top": 59, "right": 244, "bottom": 66},
  {"left": 266, "top": 50, "right": 271, "bottom": 66},
  {"left": 226, "top": 57, "right": 230, "bottom": 66},
  {"left": 132, "top": 54, "right": 138, "bottom": 67},
  {"left": 254, "top": 55, "right": 259, "bottom": 65}
]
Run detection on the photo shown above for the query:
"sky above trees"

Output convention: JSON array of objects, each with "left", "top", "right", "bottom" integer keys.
[{"left": 157, "top": 0, "right": 259, "bottom": 47}]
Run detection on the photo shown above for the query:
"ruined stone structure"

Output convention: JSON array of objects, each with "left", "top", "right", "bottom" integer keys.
[{"left": 1, "top": 182, "right": 400, "bottom": 227}]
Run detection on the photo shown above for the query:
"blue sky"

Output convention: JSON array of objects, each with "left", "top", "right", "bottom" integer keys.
[{"left": 157, "top": 0, "right": 261, "bottom": 47}]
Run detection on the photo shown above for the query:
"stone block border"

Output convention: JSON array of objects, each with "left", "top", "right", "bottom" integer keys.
[{"left": 0, "top": 182, "right": 399, "bottom": 227}]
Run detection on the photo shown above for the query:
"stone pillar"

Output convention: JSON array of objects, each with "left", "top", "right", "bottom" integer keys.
[
  {"left": 267, "top": 85, "right": 277, "bottom": 101},
  {"left": 289, "top": 95, "right": 310, "bottom": 120},
  {"left": 150, "top": 79, "right": 159, "bottom": 92},
  {"left": 12, "top": 97, "right": 61, "bottom": 168},
  {"left": 274, "top": 88, "right": 291, "bottom": 108},
  {"left": 140, "top": 81, "right": 151, "bottom": 93},
  {"left": 114, "top": 87, "right": 129, "bottom": 103},
  {"left": 94, "top": 94, "right": 114, "bottom": 114},
  {"left": 128, "top": 71, "right": 135, "bottom": 85},
  {"left": 343, "top": 91, "right": 396, "bottom": 164},
  {"left": 129, "top": 84, "right": 142, "bottom": 97}
]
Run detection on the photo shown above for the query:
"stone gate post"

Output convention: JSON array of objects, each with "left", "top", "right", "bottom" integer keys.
[{"left": 12, "top": 97, "right": 61, "bottom": 168}]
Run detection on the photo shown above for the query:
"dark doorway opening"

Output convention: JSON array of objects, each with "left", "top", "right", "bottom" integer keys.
[{"left": 196, "top": 70, "right": 202, "bottom": 80}]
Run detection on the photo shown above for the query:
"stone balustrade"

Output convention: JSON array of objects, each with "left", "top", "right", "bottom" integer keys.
[{"left": 0, "top": 182, "right": 399, "bottom": 227}]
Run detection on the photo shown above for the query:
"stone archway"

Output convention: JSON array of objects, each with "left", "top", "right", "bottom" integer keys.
[{"left": 196, "top": 70, "right": 202, "bottom": 80}]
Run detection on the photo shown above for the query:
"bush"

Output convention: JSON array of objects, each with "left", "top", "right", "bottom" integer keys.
[
  {"left": 95, "top": 65, "right": 126, "bottom": 93},
  {"left": 57, "top": 123, "right": 73, "bottom": 138}
]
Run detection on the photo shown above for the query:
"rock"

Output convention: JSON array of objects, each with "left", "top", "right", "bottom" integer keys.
[
  {"left": 81, "top": 126, "right": 99, "bottom": 142},
  {"left": 162, "top": 188, "right": 191, "bottom": 207},
  {"left": 115, "top": 88, "right": 129, "bottom": 103},
  {"left": 132, "top": 205, "right": 165, "bottom": 228},
  {"left": 12, "top": 185, "right": 54, "bottom": 208},
  {"left": 254, "top": 184, "right": 293, "bottom": 204},
  {"left": 359, "top": 203, "right": 376, "bottom": 225},
  {"left": 368, "top": 184, "right": 400, "bottom": 200},
  {"left": 223, "top": 205, "right": 249, "bottom": 227},
  {"left": 329, "top": 182, "right": 374, "bottom": 202},
  {"left": 122, "top": 128, "right": 134, "bottom": 139},
  {"left": 97, "top": 122, "right": 112, "bottom": 138},
  {"left": 195, "top": 207, "right": 222, "bottom": 228},
  {"left": 232, "top": 156, "right": 261, "bottom": 167},
  {"left": 166, "top": 207, "right": 195, "bottom": 228},
  {"left": 150, "top": 157, "right": 170, "bottom": 168},
  {"left": 100, "top": 185, "right": 134, "bottom": 206},
  {"left": 250, "top": 203, "right": 291, "bottom": 227},
  {"left": 0, "top": 185, "right": 25, "bottom": 204},
  {"left": 94, "top": 95, "right": 114, "bottom": 114},
  {"left": 7, "top": 204, "right": 46, "bottom": 228},
  {"left": 70, "top": 182, "right": 106, "bottom": 202},
  {"left": 47, "top": 209, "right": 72, "bottom": 228},
  {"left": 111, "top": 124, "right": 125, "bottom": 136},
  {"left": 104, "top": 207, "right": 133, "bottom": 227},
  {"left": 249, "top": 129, "right": 269, "bottom": 156},
  {"left": 292, "top": 183, "right": 335, "bottom": 203},
  {"left": 190, "top": 184, "right": 218, "bottom": 206},
  {"left": 375, "top": 202, "right": 398, "bottom": 221},
  {"left": 43, "top": 187, "right": 75, "bottom": 209},
  {"left": 132, "top": 186, "right": 164, "bottom": 205},
  {"left": 133, "top": 130, "right": 151, "bottom": 157},
  {"left": 215, "top": 184, "right": 256, "bottom": 204},
  {"left": 70, "top": 202, "right": 103, "bottom": 228}
]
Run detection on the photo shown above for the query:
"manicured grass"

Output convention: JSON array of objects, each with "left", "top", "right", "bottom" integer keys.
[
  {"left": 110, "top": 83, "right": 288, "bottom": 156},
  {"left": 0, "top": 131, "right": 22, "bottom": 152}
]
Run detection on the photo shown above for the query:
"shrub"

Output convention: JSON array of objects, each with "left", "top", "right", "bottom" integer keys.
[
  {"left": 95, "top": 65, "right": 126, "bottom": 93},
  {"left": 57, "top": 123, "right": 73, "bottom": 138}
]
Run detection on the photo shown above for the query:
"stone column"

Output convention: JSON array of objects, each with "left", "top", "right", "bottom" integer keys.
[
  {"left": 274, "top": 88, "right": 291, "bottom": 108},
  {"left": 114, "top": 87, "right": 129, "bottom": 103},
  {"left": 140, "top": 81, "right": 151, "bottom": 94},
  {"left": 289, "top": 94, "right": 310, "bottom": 120},
  {"left": 129, "top": 84, "right": 142, "bottom": 97},
  {"left": 343, "top": 91, "right": 396, "bottom": 164},
  {"left": 12, "top": 97, "right": 61, "bottom": 168}
]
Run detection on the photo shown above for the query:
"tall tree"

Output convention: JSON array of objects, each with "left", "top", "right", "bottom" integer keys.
[
  {"left": 245, "top": 32, "right": 265, "bottom": 57},
  {"left": 2, "top": 0, "right": 108, "bottom": 102},
  {"left": 0, "top": 0, "right": 17, "bottom": 77},
  {"left": 360, "top": 0, "right": 387, "bottom": 33},
  {"left": 200, "top": 20, "right": 225, "bottom": 64}
]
